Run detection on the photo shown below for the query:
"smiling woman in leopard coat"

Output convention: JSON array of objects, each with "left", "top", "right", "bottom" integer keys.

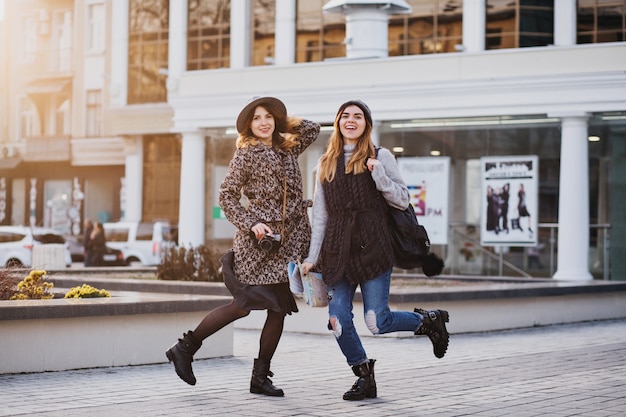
[{"left": 166, "top": 96, "right": 320, "bottom": 398}]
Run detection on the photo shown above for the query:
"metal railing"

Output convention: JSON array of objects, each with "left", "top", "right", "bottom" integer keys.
[{"left": 444, "top": 222, "right": 611, "bottom": 280}]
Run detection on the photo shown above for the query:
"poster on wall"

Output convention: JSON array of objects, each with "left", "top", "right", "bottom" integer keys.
[
  {"left": 480, "top": 155, "right": 538, "bottom": 247},
  {"left": 397, "top": 157, "right": 450, "bottom": 245}
]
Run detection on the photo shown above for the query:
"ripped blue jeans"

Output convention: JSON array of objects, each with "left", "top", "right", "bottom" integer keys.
[{"left": 327, "top": 268, "right": 423, "bottom": 366}]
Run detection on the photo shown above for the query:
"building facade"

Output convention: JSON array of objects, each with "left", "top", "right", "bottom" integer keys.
[{"left": 1, "top": 0, "right": 625, "bottom": 280}]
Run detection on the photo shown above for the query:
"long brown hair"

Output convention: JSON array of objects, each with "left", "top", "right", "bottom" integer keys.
[
  {"left": 318, "top": 101, "right": 375, "bottom": 183},
  {"left": 236, "top": 103, "right": 300, "bottom": 151}
]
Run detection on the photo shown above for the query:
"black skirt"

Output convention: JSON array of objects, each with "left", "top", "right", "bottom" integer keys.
[{"left": 221, "top": 250, "right": 298, "bottom": 315}]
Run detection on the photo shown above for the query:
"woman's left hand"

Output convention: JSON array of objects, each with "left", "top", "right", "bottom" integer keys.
[
  {"left": 366, "top": 157, "right": 380, "bottom": 172},
  {"left": 301, "top": 261, "right": 314, "bottom": 275}
]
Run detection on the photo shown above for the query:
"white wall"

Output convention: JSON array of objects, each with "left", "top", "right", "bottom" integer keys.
[{"left": 170, "top": 44, "right": 626, "bottom": 130}]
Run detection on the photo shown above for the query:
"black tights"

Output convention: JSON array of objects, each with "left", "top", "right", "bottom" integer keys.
[{"left": 193, "top": 300, "right": 286, "bottom": 362}]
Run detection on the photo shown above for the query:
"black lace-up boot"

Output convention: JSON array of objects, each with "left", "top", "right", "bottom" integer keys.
[
  {"left": 250, "top": 358, "right": 284, "bottom": 397},
  {"left": 343, "top": 359, "right": 377, "bottom": 401},
  {"left": 415, "top": 308, "right": 450, "bottom": 359},
  {"left": 165, "top": 331, "right": 202, "bottom": 385}
]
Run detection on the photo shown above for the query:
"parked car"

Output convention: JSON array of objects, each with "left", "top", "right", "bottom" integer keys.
[
  {"left": 103, "top": 221, "right": 176, "bottom": 266},
  {"left": 0, "top": 226, "right": 72, "bottom": 268},
  {"left": 99, "top": 246, "right": 126, "bottom": 267}
]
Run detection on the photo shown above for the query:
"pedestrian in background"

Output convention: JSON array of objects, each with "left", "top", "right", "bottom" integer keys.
[
  {"left": 301, "top": 99, "right": 450, "bottom": 401},
  {"left": 88, "top": 222, "right": 107, "bottom": 266},
  {"left": 166, "top": 96, "right": 320, "bottom": 396},
  {"left": 83, "top": 218, "right": 93, "bottom": 267}
]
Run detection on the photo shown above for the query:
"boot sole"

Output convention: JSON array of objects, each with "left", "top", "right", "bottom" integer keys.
[
  {"left": 343, "top": 390, "right": 377, "bottom": 401},
  {"left": 435, "top": 310, "right": 450, "bottom": 359},
  {"left": 250, "top": 387, "right": 285, "bottom": 397}
]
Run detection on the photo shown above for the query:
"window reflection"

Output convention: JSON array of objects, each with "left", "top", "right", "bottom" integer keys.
[
  {"left": 389, "top": 0, "right": 463, "bottom": 56},
  {"left": 295, "top": 0, "right": 345, "bottom": 63},
  {"left": 486, "top": 0, "right": 554, "bottom": 49},
  {"left": 187, "top": 0, "right": 230, "bottom": 70},
  {"left": 128, "top": 0, "right": 169, "bottom": 104},
  {"left": 252, "top": 0, "right": 276, "bottom": 65},
  {"left": 577, "top": 0, "right": 626, "bottom": 44}
]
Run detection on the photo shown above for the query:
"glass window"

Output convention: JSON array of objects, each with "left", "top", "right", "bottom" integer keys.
[
  {"left": 128, "top": 0, "right": 169, "bottom": 104},
  {"left": 142, "top": 135, "right": 181, "bottom": 223},
  {"left": 106, "top": 227, "right": 130, "bottom": 242},
  {"left": 379, "top": 116, "right": 562, "bottom": 223},
  {"left": 578, "top": 0, "right": 626, "bottom": 44},
  {"left": 44, "top": 180, "right": 73, "bottom": 234},
  {"left": 187, "top": 0, "right": 231, "bottom": 70},
  {"left": 20, "top": 15, "right": 38, "bottom": 64},
  {"left": 53, "top": 10, "right": 73, "bottom": 72},
  {"left": 86, "top": 90, "right": 101, "bottom": 137},
  {"left": 55, "top": 99, "right": 71, "bottom": 136},
  {"left": 389, "top": 0, "right": 463, "bottom": 56},
  {"left": 252, "top": 0, "right": 275, "bottom": 66},
  {"left": 86, "top": 2, "right": 105, "bottom": 53},
  {"left": 295, "top": 0, "right": 345, "bottom": 63},
  {"left": 136, "top": 223, "right": 154, "bottom": 240},
  {"left": 486, "top": 0, "right": 553, "bottom": 49},
  {"left": 18, "top": 97, "right": 37, "bottom": 138}
]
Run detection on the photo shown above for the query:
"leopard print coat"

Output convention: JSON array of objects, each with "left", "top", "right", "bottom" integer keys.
[{"left": 218, "top": 119, "right": 320, "bottom": 285}]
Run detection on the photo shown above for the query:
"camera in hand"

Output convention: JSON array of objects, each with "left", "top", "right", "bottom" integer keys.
[{"left": 255, "top": 232, "right": 282, "bottom": 253}]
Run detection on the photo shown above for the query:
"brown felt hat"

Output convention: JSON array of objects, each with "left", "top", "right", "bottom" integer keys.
[{"left": 236, "top": 96, "right": 287, "bottom": 134}]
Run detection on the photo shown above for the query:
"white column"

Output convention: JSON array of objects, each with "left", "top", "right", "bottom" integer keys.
[
  {"left": 167, "top": 0, "right": 187, "bottom": 94},
  {"left": 552, "top": 113, "right": 593, "bottom": 280},
  {"left": 230, "top": 0, "right": 252, "bottom": 68},
  {"left": 274, "top": 0, "right": 296, "bottom": 65},
  {"left": 109, "top": 0, "right": 129, "bottom": 107},
  {"left": 462, "top": 0, "right": 485, "bottom": 52},
  {"left": 122, "top": 137, "right": 143, "bottom": 222},
  {"left": 554, "top": 0, "right": 577, "bottom": 47},
  {"left": 178, "top": 131, "right": 206, "bottom": 247}
]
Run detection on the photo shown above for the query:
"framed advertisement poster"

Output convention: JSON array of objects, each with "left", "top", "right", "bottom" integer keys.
[
  {"left": 480, "top": 156, "right": 538, "bottom": 247},
  {"left": 397, "top": 157, "right": 450, "bottom": 245}
]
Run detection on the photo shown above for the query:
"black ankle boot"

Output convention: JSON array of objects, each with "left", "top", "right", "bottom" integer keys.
[
  {"left": 250, "top": 358, "right": 284, "bottom": 397},
  {"left": 166, "top": 330, "right": 202, "bottom": 385},
  {"left": 415, "top": 308, "right": 450, "bottom": 359},
  {"left": 343, "top": 359, "right": 377, "bottom": 401}
]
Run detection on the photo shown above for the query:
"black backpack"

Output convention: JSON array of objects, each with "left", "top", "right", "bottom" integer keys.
[{"left": 376, "top": 148, "right": 444, "bottom": 276}]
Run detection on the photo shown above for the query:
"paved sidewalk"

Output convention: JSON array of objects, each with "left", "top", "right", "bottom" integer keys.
[{"left": 2, "top": 318, "right": 625, "bottom": 417}]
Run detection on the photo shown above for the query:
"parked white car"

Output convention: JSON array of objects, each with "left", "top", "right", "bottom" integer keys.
[
  {"left": 103, "top": 221, "right": 176, "bottom": 266},
  {"left": 0, "top": 225, "right": 72, "bottom": 268}
]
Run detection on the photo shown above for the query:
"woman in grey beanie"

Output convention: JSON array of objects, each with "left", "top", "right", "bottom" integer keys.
[{"left": 302, "top": 99, "right": 450, "bottom": 401}]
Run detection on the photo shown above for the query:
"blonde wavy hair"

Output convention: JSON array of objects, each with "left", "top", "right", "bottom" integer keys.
[{"left": 318, "top": 103, "right": 375, "bottom": 183}]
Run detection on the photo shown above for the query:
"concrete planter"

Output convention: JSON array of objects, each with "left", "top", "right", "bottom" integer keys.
[
  {"left": 0, "top": 292, "right": 233, "bottom": 374},
  {"left": 4, "top": 271, "right": 626, "bottom": 374}
]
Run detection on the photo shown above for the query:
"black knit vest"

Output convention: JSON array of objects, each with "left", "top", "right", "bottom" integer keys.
[{"left": 320, "top": 152, "right": 394, "bottom": 285}]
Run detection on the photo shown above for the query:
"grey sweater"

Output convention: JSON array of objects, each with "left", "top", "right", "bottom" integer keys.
[{"left": 304, "top": 144, "right": 409, "bottom": 267}]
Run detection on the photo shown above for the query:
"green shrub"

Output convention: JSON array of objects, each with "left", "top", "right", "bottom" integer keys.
[{"left": 157, "top": 244, "right": 223, "bottom": 282}]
